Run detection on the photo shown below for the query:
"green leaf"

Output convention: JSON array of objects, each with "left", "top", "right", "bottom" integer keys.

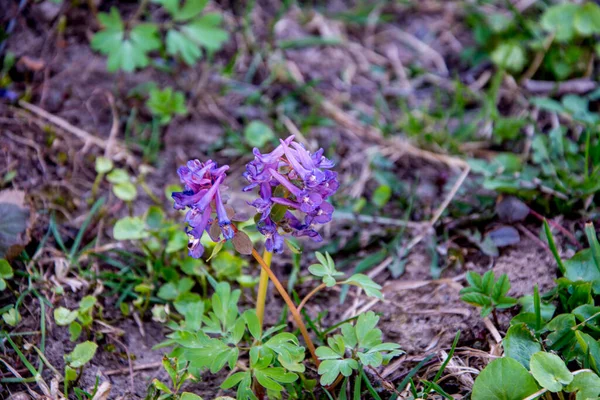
[
  {"left": 308, "top": 251, "right": 344, "bottom": 287},
  {"left": 2, "top": 308, "right": 20, "bottom": 326},
  {"left": 0, "top": 259, "right": 13, "bottom": 280},
  {"left": 181, "top": 13, "right": 228, "bottom": 52},
  {"left": 564, "top": 249, "right": 600, "bottom": 294},
  {"left": 372, "top": 185, "right": 392, "bottom": 208},
  {"left": 106, "top": 168, "right": 130, "bottom": 184},
  {"left": 54, "top": 307, "right": 78, "bottom": 326},
  {"left": 243, "top": 310, "right": 261, "bottom": 339},
  {"left": 503, "top": 323, "right": 541, "bottom": 369},
  {"left": 244, "top": 121, "right": 275, "bottom": 148},
  {"left": 530, "top": 351, "right": 572, "bottom": 392},
  {"left": 91, "top": 8, "right": 161, "bottom": 72},
  {"left": 541, "top": 3, "right": 579, "bottom": 42},
  {"left": 211, "top": 251, "right": 247, "bottom": 280},
  {"left": 345, "top": 274, "right": 383, "bottom": 299},
  {"left": 574, "top": 2, "right": 600, "bottom": 36},
  {"left": 472, "top": 357, "right": 539, "bottom": 400},
  {"left": 79, "top": 296, "right": 96, "bottom": 313},
  {"left": 113, "top": 216, "right": 149, "bottom": 240},
  {"left": 492, "top": 274, "right": 511, "bottom": 300},
  {"left": 166, "top": 230, "right": 188, "bottom": 253},
  {"left": 69, "top": 321, "right": 82, "bottom": 341},
  {"left": 180, "top": 393, "right": 204, "bottom": 400},
  {"left": 565, "top": 371, "right": 600, "bottom": 400},
  {"left": 94, "top": 156, "right": 113, "bottom": 174},
  {"left": 318, "top": 358, "right": 359, "bottom": 386},
  {"left": 491, "top": 42, "right": 525, "bottom": 72},
  {"left": 65, "top": 341, "right": 98, "bottom": 368},
  {"left": 147, "top": 87, "right": 188, "bottom": 125},
  {"left": 574, "top": 331, "right": 600, "bottom": 374},
  {"left": 113, "top": 182, "right": 137, "bottom": 201},
  {"left": 355, "top": 311, "right": 382, "bottom": 349},
  {"left": 221, "top": 371, "right": 248, "bottom": 389}
]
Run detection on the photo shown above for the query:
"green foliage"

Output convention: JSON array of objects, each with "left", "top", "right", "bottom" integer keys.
[
  {"left": 160, "top": 282, "right": 303, "bottom": 399},
  {"left": 244, "top": 121, "right": 275, "bottom": 148},
  {"left": 53, "top": 295, "right": 100, "bottom": 341},
  {"left": 315, "top": 311, "right": 402, "bottom": 386},
  {"left": 154, "top": 0, "right": 228, "bottom": 65},
  {"left": 65, "top": 341, "right": 98, "bottom": 368},
  {"left": 465, "top": 2, "right": 600, "bottom": 79},
  {"left": 471, "top": 357, "right": 539, "bottom": 400},
  {"left": 0, "top": 258, "right": 13, "bottom": 291},
  {"left": 459, "top": 270, "right": 517, "bottom": 317},
  {"left": 473, "top": 224, "right": 600, "bottom": 398},
  {"left": 91, "top": 1, "right": 228, "bottom": 72},
  {"left": 308, "top": 251, "right": 343, "bottom": 287},
  {"left": 530, "top": 351, "right": 573, "bottom": 392},
  {"left": 308, "top": 251, "right": 383, "bottom": 298},
  {"left": 91, "top": 8, "right": 161, "bottom": 72},
  {"left": 147, "top": 87, "right": 188, "bottom": 125}
]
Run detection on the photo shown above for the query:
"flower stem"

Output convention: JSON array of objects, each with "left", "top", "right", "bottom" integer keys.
[
  {"left": 255, "top": 250, "right": 272, "bottom": 330},
  {"left": 298, "top": 283, "right": 327, "bottom": 312},
  {"left": 251, "top": 248, "right": 320, "bottom": 367}
]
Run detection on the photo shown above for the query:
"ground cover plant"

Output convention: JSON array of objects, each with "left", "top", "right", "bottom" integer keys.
[{"left": 3, "top": 0, "right": 600, "bottom": 399}]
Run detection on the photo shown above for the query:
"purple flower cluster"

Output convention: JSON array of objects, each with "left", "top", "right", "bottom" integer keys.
[
  {"left": 243, "top": 135, "right": 338, "bottom": 253},
  {"left": 172, "top": 160, "right": 234, "bottom": 259}
]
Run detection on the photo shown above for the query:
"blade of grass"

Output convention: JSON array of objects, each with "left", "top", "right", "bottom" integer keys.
[
  {"left": 360, "top": 365, "right": 382, "bottom": 400},
  {"left": 69, "top": 197, "right": 105, "bottom": 260},
  {"left": 544, "top": 219, "right": 566, "bottom": 274},
  {"left": 49, "top": 213, "right": 68, "bottom": 253},
  {"left": 534, "top": 285, "right": 542, "bottom": 332},
  {"left": 353, "top": 373, "right": 361, "bottom": 399},
  {"left": 390, "top": 354, "right": 435, "bottom": 400},
  {"left": 585, "top": 222, "right": 600, "bottom": 273},
  {"left": 432, "top": 330, "right": 460, "bottom": 384}
]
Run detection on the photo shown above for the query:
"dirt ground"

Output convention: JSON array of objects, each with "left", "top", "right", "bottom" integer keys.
[{"left": 0, "top": 0, "right": 573, "bottom": 398}]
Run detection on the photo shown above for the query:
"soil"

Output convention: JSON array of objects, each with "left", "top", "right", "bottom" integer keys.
[{"left": 0, "top": 1, "right": 572, "bottom": 399}]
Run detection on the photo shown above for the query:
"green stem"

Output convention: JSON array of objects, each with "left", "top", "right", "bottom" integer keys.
[{"left": 255, "top": 250, "right": 272, "bottom": 332}]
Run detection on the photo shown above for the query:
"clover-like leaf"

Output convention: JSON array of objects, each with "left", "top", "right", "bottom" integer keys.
[
  {"left": 2, "top": 307, "right": 20, "bottom": 326},
  {"left": 113, "top": 216, "right": 149, "bottom": 240},
  {"left": 147, "top": 86, "right": 188, "bottom": 125},
  {"left": 540, "top": 2, "right": 579, "bottom": 42},
  {"left": 54, "top": 307, "right": 78, "bottom": 326},
  {"left": 65, "top": 341, "right": 98, "bottom": 368},
  {"left": 308, "top": 251, "right": 343, "bottom": 287},
  {"left": 164, "top": 11, "right": 228, "bottom": 65},
  {"left": 317, "top": 359, "right": 359, "bottom": 386},
  {"left": 91, "top": 8, "right": 161, "bottom": 72}
]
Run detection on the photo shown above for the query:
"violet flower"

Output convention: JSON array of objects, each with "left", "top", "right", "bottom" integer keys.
[
  {"left": 244, "top": 135, "right": 338, "bottom": 253},
  {"left": 172, "top": 160, "right": 234, "bottom": 259}
]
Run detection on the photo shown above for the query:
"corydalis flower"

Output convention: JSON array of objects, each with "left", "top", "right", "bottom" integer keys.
[
  {"left": 172, "top": 160, "right": 234, "bottom": 259},
  {"left": 244, "top": 135, "right": 338, "bottom": 253}
]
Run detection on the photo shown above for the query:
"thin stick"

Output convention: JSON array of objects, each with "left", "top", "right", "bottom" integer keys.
[
  {"left": 251, "top": 248, "right": 320, "bottom": 366},
  {"left": 255, "top": 250, "right": 272, "bottom": 330},
  {"left": 104, "top": 362, "right": 162, "bottom": 376},
  {"left": 298, "top": 283, "right": 326, "bottom": 312}
]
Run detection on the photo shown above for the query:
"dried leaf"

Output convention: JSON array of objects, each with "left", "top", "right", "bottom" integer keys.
[
  {"left": 496, "top": 196, "right": 530, "bottom": 223},
  {"left": 0, "top": 190, "right": 33, "bottom": 260},
  {"left": 232, "top": 231, "right": 253, "bottom": 255},
  {"left": 486, "top": 226, "right": 521, "bottom": 248}
]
